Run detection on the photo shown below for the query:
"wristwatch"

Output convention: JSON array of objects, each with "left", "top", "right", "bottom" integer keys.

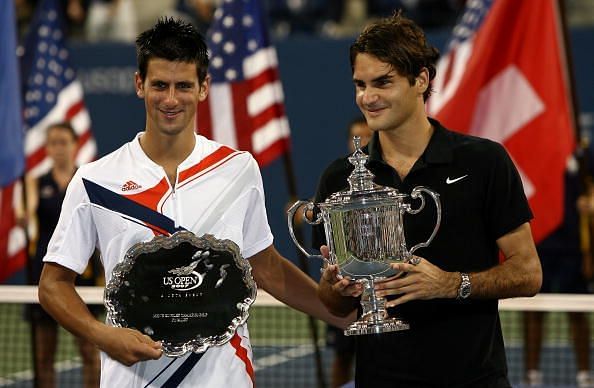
[{"left": 457, "top": 272, "right": 471, "bottom": 300}]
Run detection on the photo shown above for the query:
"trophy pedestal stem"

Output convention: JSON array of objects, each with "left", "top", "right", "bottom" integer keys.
[{"left": 344, "top": 277, "right": 409, "bottom": 336}]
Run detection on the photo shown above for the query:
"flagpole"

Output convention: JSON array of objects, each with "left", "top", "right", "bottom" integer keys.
[
  {"left": 282, "top": 151, "right": 327, "bottom": 388},
  {"left": 19, "top": 174, "right": 40, "bottom": 388},
  {"left": 558, "top": 0, "right": 594, "bottom": 279},
  {"left": 558, "top": 0, "right": 582, "bottom": 139}
]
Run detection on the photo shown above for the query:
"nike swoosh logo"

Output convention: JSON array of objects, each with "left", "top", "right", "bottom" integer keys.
[{"left": 446, "top": 175, "right": 468, "bottom": 184}]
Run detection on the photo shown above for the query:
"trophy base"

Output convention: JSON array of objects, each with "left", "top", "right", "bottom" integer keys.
[{"left": 344, "top": 317, "right": 409, "bottom": 336}]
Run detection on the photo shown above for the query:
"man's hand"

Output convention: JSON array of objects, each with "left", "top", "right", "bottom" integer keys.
[
  {"left": 94, "top": 325, "right": 163, "bottom": 366},
  {"left": 320, "top": 264, "right": 364, "bottom": 298},
  {"left": 319, "top": 246, "right": 363, "bottom": 298},
  {"left": 317, "top": 246, "right": 360, "bottom": 316},
  {"left": 39, "top": 262, "right": 163, "bottom": 367},
  {"left": 374, "top": 256, "right": 459, "bottom": 308}
]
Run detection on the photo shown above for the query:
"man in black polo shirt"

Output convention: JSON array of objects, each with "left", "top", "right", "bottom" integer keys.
[{"left": 314, "top": 11, "right": 542, "bottom": 388}]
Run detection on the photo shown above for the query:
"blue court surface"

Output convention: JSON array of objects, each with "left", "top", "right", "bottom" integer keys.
[{"left": 1, "top": 344, "right": 592, "bottom": 387}]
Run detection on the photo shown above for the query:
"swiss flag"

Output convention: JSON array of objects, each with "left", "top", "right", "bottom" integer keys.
[{"left": 428, "top": 0, "right": 575, "bottom": 243}]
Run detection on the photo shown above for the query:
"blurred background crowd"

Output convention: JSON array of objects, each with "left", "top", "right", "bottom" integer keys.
[{"left": 14, "top": 0, "right": 594, "bottom": 43}]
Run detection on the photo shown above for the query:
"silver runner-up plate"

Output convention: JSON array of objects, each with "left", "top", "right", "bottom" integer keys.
[{"left": 104, "top": 231, "right": 257, "bottom": 357}]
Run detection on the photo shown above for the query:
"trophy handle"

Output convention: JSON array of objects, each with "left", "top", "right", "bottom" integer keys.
[
  {"left": 405, "top": 186, "right": 441, "bottom": 256},
  {"left": 287, "top": 200, "right": 325, "bottom": 261}
]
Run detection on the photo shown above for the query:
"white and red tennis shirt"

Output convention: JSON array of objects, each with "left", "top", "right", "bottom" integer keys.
[{"left": 44, "top": 132, "right": 273, "bottom": 387}]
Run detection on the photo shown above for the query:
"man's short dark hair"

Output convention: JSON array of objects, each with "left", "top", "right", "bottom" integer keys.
[
  {"left": 350, "top": 10, "right": 440, "bottom": 101},
  {"left": 135, "top": 17, "right": 209, "bottom": 83}
]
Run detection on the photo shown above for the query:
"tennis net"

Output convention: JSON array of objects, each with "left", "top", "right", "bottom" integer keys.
[{"left": 0, "top": 286, "right": 593, "bottom": 387}]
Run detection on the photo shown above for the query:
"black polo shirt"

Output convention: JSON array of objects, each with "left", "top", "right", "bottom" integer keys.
[{"left": 312, "top": 118, "right": 532, "bottom": 387}]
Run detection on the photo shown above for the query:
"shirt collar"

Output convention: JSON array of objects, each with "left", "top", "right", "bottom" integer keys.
[
  {"left": 367, "top": 117, "right": 453, "bottom": 165},
  {"left": 129, "top": 132, "right": 205, "bottom": 170},
  {"left": 130, "top": 132, "right": 161, "bottom": 169}
]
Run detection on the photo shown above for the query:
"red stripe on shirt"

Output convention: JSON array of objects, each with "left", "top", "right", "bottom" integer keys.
[
  {"left": 230, "top": 333, "right": 255, "bottom": 385},
  {"left": 176, "top": 152, "right": 242, "bottom": 190},
  {"left": 123, "top": 177, "right": 170, "bottom": 211},
  {"left": 177, "top": 146, "right": 237, "bottom": 184},
  {"left": 144, "top": 222, "right": 171, "bottom": 237}
]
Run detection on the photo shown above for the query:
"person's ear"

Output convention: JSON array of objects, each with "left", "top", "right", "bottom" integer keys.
[
  {"left": 198, "top": 75, "right": 211, "bottom": 102},
  {"left": 135, "top": 72, "right": 145, "bottom": 99},
  {"left": 416, "top": 68, "right": 430, "bottom": 96}
]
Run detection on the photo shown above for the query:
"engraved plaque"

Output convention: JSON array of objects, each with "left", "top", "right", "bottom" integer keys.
[{"left": 105, "top": 231, "right": 256, "bottom": 357}]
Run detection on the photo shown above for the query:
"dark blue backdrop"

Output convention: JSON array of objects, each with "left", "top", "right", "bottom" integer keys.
[{"left": 60, "top": 27, "right": 594, "bottom": 277}]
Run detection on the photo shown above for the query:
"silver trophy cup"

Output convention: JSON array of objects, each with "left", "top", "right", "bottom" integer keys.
[{"left": 288, "top": 136, "right": 441, "bottom": 335}]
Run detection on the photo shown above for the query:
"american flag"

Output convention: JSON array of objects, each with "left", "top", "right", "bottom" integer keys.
[
  {"left": 428, "top": 0, "right": 575, "bottom": 243},
  {"left": 21, "top": 0, "right": 97, "bottom": 177},
  {"left": 197, "top": 0, "right": 290, "bottom": 167},
  {"left": 0, "top": 0, "right": 97, "bottom": 282},
  {"left": 0, "top": 1, "right": 26, "bottom": 282}
]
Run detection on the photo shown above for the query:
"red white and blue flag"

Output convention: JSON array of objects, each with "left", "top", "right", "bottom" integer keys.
[
  {"left": 428, "top": 0, "right": 575, "bottom": 243},
  {"left": 0, "top": 0, "right": 97, "bottom": 282},
  {"left": 21, "top": 0, "right": 97, "bottom": 177},
  {"left": 197, "top": 0, "right": 291, "bottom": 167}
]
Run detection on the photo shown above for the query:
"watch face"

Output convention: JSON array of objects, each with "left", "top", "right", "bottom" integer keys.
[
  {"left": 461, "top": 284, "right": 471, "bottom": 298},
  {"left": 458, "top": 273, "right": 471, "bottom": 299}
]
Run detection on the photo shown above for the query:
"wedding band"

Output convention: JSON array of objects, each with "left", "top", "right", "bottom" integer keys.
[{"left": 410, "top": 256, "right": 421, "bottom": 265}]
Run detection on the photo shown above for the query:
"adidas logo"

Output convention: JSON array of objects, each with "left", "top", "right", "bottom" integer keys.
[{"left": 121, "top": 180, "right": 142, "bottom": 191}]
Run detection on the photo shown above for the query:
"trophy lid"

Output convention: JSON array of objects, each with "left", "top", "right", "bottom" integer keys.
[{"left": 321, "top": 136, "right": 404, "bottom": 210}]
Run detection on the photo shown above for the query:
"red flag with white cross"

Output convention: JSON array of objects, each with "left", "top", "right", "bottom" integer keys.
[{"left": 428, "top": 0, "right": 575, "bottom": 243}]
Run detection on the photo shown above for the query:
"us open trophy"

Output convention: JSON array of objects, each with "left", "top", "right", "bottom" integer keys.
[{"left": 288, "top": 137, "right": 441, "bottom": 335}]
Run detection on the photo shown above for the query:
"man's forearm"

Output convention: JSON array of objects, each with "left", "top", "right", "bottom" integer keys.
[
  {"left": 469, "top": 254, "right": 541, "bottom": 299},
  {"left": 470, "top": 223, "right": 542, "bottom": 299},
  {"left": 252, "top": 246, "right": 353, "bottom": 328},
  {"left": 38, "top": 271, "right": 104, "bottom": 344},
  {"left": 39, "top": 263, "right": 164, "bottom": 365},
  {"left": 270, "top": 259, "right": 352, "bottom": 327}
]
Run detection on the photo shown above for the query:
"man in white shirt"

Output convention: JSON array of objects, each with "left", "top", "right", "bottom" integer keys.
[{"left": 38, "top": 17, "right": 344, "bottom": 387}]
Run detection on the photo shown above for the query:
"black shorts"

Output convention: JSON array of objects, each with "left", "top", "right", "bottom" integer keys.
[{"left": 326, "top": 324, "right": 356, "bottom": 354}]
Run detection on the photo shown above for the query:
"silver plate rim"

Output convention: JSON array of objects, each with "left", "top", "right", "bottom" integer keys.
[{"left": 104, "top": 230, "right": 257, "bottom": 357}]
